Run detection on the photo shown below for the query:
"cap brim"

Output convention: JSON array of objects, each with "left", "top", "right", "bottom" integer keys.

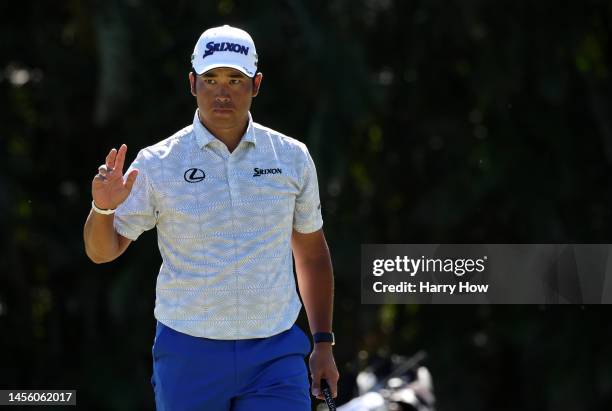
[{"left": 193, "top": 63, "right": 255, "bottom": 78}]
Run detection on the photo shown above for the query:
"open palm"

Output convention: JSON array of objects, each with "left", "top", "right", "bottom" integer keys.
[{"left": 92, "top": 144, "right": 138, "bottom": 210}]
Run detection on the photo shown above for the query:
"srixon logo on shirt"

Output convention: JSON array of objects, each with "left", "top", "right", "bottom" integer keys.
[
  {"left": 203, "top": 41, "right": 249, "bottom": 58},
  {"left": 253, "top": 167, "right": 282, "bottom": 177}
]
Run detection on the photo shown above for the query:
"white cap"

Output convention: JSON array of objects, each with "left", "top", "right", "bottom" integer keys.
[{"left": 191, "top": 25, "right": 258, "bottom": 77}]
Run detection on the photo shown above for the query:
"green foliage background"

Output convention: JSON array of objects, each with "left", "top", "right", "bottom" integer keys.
[{"left": 1, "top": 1, "right": 612, "bottom": 410}]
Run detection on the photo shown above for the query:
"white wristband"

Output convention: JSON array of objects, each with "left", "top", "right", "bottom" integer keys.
[{"left": 92, "top": 200, "right": 116, "bottom": 215}]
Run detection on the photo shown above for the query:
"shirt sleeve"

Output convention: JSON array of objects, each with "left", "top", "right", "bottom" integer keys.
[
  {"left": 114, "top": 149, "right": 157, "bottom": 241},
  {"left": 293, "top": 148, "right": 324, "bottom": 233}
]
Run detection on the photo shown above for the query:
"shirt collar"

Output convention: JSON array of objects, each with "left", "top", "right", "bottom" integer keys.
[{"left": 193, "top": 110, "right": 257, "bottom": 149}]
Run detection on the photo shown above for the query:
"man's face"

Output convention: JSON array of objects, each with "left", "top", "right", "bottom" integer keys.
[{"left": 189, "top": 67, "right": 262, "bottom": 131}]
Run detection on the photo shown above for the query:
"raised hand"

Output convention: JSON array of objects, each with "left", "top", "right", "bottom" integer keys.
[{"left": 92, "top": 144, "right": 138, "bottom": 210}]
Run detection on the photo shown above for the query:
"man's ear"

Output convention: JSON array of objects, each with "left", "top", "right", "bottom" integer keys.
[
  {"left": 252, "top": 72, "right": 263, "bottom": 97},
  {"left": 189, "top": 71, "right": 197, "bottom": 96}
]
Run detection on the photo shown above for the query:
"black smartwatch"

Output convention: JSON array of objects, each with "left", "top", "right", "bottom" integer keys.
[{"left": 313, "top": 332, "right": 335, "bottom": 346}]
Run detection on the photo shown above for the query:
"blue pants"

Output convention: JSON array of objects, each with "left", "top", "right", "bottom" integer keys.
[{"left": 151, "top": 321, "right": 312, "bottom": 411}]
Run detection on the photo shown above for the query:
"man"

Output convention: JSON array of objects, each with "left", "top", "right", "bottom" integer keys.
[{"left": 83, "top": 25, "right": 339, "bottom": 410}]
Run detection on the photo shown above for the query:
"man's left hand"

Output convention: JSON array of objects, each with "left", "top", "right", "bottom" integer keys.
[{"left": 309, "top": 343, "right": 340, "bottom": 400}]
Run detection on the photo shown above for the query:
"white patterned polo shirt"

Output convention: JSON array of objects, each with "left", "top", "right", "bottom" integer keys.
[{"left": 113, "top": 110, "right": 323, "bottom": 339}]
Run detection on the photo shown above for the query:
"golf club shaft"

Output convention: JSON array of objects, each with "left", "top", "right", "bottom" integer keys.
[{"left": 321, "top": 379, "right": 336, "bottom": 410}]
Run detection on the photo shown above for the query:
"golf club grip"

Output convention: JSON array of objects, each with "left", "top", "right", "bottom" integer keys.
[{"left": 320, "top": 379, "right": 336, "bottom": 410}]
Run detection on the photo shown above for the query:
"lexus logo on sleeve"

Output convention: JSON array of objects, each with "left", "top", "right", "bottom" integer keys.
[{"left": 184, "top": 168, "right": 206, "bottom": 183}]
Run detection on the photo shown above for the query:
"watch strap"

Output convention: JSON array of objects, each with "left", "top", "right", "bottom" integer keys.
[{"left": 313, "top": 332, "right": 335, "bottom": 345}]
